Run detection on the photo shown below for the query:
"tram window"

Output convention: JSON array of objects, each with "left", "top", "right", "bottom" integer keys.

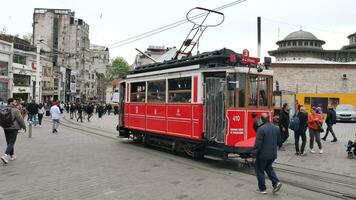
[
  {"left": 238, "top": 74, "right": 246, "bottom": 107},
  {"left": 258, "top": 77, "right": 268, "bottom": 107},
  {"left": 147, "top": 80, "right": 166, "bottom": 103},
  {"left": 130, "top": 82, "right": 146, "bottom": 102},
  {"left": 168, "top": 77, "right": 191, "bottom": 103},
  {"left": 227, "top": 73, "right": 236, "bottom": 108},
  {"left": 248, "top": 76, "right": 258, "bottom": 106}
]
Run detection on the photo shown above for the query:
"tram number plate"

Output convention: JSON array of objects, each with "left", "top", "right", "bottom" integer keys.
[{"left": 227, "top": 110, "right": 245, "bottom": 135}]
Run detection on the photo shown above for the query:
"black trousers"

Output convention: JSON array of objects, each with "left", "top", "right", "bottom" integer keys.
[
  {"left": 38, "top": 114, "right": 43, "bottom": 125},
  {"left": 77, "top": 113, "right": 83, "bottom": 122},
  {"left": 4, "top": 129, "right": 18, "bottom": 156},
  {"left": 294, "top": 128, "right": 307, "bottom": 153},
  {"left": 279, "top": 129, "right": 289, "bottom": 148},
  {"left": 324, "top": 124, "right": 337, "bottom": 140}
]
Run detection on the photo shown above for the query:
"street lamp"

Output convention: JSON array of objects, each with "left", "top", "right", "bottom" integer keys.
[{"left": 35, "top": 39, "right": 43, "bottom": 103}]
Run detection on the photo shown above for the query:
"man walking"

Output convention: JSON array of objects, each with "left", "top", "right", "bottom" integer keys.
[
  {"left": 295, "top": 106, "right": 308, "bottom": 155},
  {"left": 252, "top": 113, "right": 282, "bottom": 194},
  {"left": 50, "top": 100, "right": 61, "bottom": 133},
  {"left": 0, "top": 98, "right": 26, "bottom": 164},
  {"left": 278, "top": 103, "right": 290, "bottom": 150},
  {"left": 26, "top": 99, "right": 38, "bottom": 126},
  {"left": 322, "top": 105, "right": 337, "bottom": 142}
]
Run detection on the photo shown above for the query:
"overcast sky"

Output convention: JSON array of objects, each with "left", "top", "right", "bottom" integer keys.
[{"left": 1, "top": 0, "right": 356, "bottom": 64}]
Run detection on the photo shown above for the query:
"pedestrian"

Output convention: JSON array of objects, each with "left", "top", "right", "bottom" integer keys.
[
  {"left": 251, "top": 113, "right": 282, "bottom": 194},
  {"left": 77, "top": 104, "right": 83, "bottom": 123},
  {"left": 0, "top": 98, "right": 26, "bottom": 164},
  {"left": 87, "top": 103, "right": 94, "bottom": 122},
  {"left": 322, "top": 105, "right": 337, "bottom": 142},
  {"left": 59, "top": 101, "right": 65, "bottom": 114},
  {"left": 308, "top": 107, "right": 323, "bottom": 154},
  {"left": 97, "top": 104, "right": 104, "bottom": 118},
  {"left": 106, "top": 104, "right": 112, "bottom": 115},
  {"left": 252, "top": 112, "right": 263, "bottom": 132},
  {"left": 295, "top": 106, "right": 308, "bottom": 155},
  {"left": 50, "top": 100, "right": 61, "bottom": 133},
  {"left": 114, "top": 105, "right": 119, "bottom": 115},
  {"left": 278, "top": 103, "right": 290, "bottom": 151},
  {"left": 65, "top": 103, "right": 70, "bottom": 114},
  {"left": 69, "top": 103, "right": 76, "bottom": 119},
  {"left": 37, "top": 103, "right": 45, "bottom": 127},
  {"left": 26, "top": 99, "right": 39, "bottom": 126}
]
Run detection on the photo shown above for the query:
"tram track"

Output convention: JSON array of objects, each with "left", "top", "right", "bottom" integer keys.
[{"left": 57, "top": 117, "right": 356, "bottom": 199}]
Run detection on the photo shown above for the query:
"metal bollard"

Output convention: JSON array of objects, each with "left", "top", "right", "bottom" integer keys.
[{"left": 28, "top": 123, "right": 32, "bottom": 138}]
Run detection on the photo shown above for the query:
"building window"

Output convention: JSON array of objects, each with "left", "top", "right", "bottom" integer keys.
[
  {"left": 304, "top": 41, "right": 308, "bottom": 46},
  {"left": 147, "top": 80, "right": 166, "bottom": 103},
  {"left": 13, "top": 54, "right": 26, "bottom": 65},
  {"left": 287, "top": 42, "right": 291, "bottom": 46},
  {"left": 130, "top": 82, "right": 146, "bottom": 102},
  {"left": 298, "top": 41, "right": 302, "bottom": 46},
  {"left": 0, "top": 61, "right": 8, "bottom": 76},
  {"left": 13, "top": 74, "right": 30, "bottom": 86},
  {"left": 310, "top": 42, "right": 314, "bottom": 46},
  {"left": 168, "top": 77, "right": 191, "bottom": 103},
  {"left": 292, "top": 41, "right": 296, "bottom": 46},
  {"left": 0, "top": 82, "right": 8, "bottom": 101}
]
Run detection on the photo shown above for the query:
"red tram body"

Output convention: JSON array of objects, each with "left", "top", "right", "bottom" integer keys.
[{"left": 117, "top": 48, "right": 273, "bottom": 158}]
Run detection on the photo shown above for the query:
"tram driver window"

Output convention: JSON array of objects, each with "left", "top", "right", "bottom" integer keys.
[
  {"left": 130, "top": 82, "right": 146, "bottom": 102},
  {"left": 147, "top": 80, "right": 166, "bottom": 103},
  {"left": 248, "top": 76, "right": 258, "bottom": 106},
  {"left": 258, "top": 77, "right": 268, "bottom": 107},
  {"left": 168, "top": 77, "right": 191, "bottom": 103}
]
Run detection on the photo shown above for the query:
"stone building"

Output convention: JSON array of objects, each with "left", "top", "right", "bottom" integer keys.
[
  {"left": 268, "top": 30, "right": 356, "bottom": 110},
  {"left": 33, "top": 8, "right": 108, "bottom": 102},
  {"left": 0, "top": 39, "right": 12, "bottom": 101},
  {"left": 133, "top": 45, "right": 176, "bottom": 67}
]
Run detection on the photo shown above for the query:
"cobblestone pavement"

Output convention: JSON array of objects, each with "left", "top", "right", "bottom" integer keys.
[{"left": 0, "top": 113, "right": 336, "bottom": 200}]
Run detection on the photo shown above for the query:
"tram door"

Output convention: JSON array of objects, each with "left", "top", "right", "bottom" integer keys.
[
  {"left": 205, "top": 77, "right": 226, "bottom": 143},
  {"left": 118, "top": 82, "right": 126, "bottom": 127}
]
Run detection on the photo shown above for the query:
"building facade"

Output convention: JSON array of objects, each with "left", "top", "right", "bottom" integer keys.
[
  {"left": 0, "top": 39, "right": 12, "bottom": 101},
  {"left": 268, "top": 30, "right": 356, "bottom": 111},
  {"left": 33, "top": 8, "right": 109, "bottom": 102}
]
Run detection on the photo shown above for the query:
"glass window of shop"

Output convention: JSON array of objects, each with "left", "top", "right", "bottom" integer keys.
[
  {"left": 13, "top": 74, "right": 30, "bottom": 86},
  {"left": 0, "top": 61, "right": 8, "bottom": 76}
]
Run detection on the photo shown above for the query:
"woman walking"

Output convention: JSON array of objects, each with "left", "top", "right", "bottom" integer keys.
[
  {"left": 308, "top": 107, "right": 324, "bottom": 154},
  {"left": 38, "top": 103, "right": 45, "bottom": 127}
]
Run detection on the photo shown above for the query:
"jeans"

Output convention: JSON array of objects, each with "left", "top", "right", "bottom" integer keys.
[
  {"left": 254, "top": 159, "right": 280, "bottom": 191},
  {"left": 295, "top": 128, "right": 307, "bottom": 153},
  {"left": 52, "top": 119, "right": 60, "bottom": 131},
  {"left": 309, "top": 128, "right": 322, "bottom": 149},
  {"left": 324, "top": 124, "right": 337, "bottom": 140},
  {"left": 28, "top": 114, "right": 37, "bottom": 126},
  {"left": 4, "top": 129, "right": 18, "bottom": 156}
]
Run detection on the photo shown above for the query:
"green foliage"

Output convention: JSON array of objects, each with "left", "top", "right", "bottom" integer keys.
[
  {"left": 22, "top": 33, "right": 33, "bottom": 44},
  {"left": 106, "top": 57, "right": 131, "bottom": 81}
]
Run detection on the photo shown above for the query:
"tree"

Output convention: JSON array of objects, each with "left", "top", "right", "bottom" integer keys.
[
  {"left": 106, "top": 57, "right": 131, "bottom": 81},
  {"left": 22, "top": 33, "right": 33, "bottom": 44}
]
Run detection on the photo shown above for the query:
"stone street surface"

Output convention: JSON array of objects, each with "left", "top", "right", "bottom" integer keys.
[{"left": 0, "top": 112, "right": 355, "bottom": 200}]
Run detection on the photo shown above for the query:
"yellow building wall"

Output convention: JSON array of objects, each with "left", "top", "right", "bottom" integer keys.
[{"left": 297, "top": 93, "right": 356, "bottom": 113}]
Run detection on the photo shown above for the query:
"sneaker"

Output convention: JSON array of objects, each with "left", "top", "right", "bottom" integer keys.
[
  {"left": 319, "top": 149, "right": 323, "bottom": 154},
  {"left": 310, "top": 149, "right": 316, "bottom": 154},
  {"left": 300, "top": 152, "right": 307, "bottom": 156},
  {"left": 39, "top": 125, "right": 42, "bottom": 128},
  {"left": 255, "top": 189, "right": 267, "bottom": 194},
  {"left": 331, "top": 139, "right": 337, "bottom": 142},
  {"left": 321, "top": 137, "right": 326, "bottom": 141},
  {"left": 295, "top": 152, "right": 300, "bottom": 156},
  {"left": 10, "top": 155, "right": 16, "bottom": 161},
  {"left": 273, "top": 182, "right": 282, "bottom": 194},
  {"left": 1, "top": 155, "right": 8, "bottom": 164}
]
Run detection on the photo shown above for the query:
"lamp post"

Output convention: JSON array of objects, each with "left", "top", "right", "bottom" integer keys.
[{"left": 35, "top": 40, "right": 43, "bottom": 103}]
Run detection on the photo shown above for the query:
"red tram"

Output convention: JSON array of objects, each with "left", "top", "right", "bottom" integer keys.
[{"left": 117, "top": 48, "right": 273, "bottom": 158}]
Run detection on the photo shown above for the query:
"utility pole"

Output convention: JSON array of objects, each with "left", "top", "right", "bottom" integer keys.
[{"left": 35, "top": 42, "right": 41, "bottom": 103}]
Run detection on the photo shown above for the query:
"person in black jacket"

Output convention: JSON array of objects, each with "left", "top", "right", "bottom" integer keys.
[
  {"left": 252, "top": 113, "right": 282, "bottom": 194},
  {"left": 295, "top": 106, "right": 308, "bottom": 155},
  {"left": 26, "top": 100, "right": 39, "bottom": 126},
  {"left": 322, "top": 105, "right": 337, "bottom": 142},
  {"left": 278, "top": 103, "right": 290, "bottom": 150}
]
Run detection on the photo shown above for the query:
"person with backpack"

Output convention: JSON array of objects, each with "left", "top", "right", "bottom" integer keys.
[
  {"left": 294, "top": 106, "right": 308, "bottom": 155},
  {"left": 0, "top": 98, "right": 26, "bottom": 164}
]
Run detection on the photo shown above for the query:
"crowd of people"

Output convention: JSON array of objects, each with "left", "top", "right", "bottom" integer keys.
[{"left": 0, "top": 98, "right": 118, "bottom": 165}]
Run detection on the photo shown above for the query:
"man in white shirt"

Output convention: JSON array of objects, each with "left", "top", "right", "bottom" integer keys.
[{"left": 50, "top": 100, "right": 61, "bottom": 133}]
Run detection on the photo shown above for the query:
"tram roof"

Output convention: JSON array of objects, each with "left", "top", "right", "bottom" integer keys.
[{"left": 132, "top": 48, "right": 243, "bottom": 74}]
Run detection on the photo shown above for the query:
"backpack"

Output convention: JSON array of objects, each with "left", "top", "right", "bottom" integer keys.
[
  {"left": 0, "top": 107, "right": 14, "bottom": 128},
  {"left": 289, "top": 115, "right": 300, "bottom": 132}
]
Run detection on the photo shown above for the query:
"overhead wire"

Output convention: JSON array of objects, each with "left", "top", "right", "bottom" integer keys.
[{"left": 107, "top": 0, "right": 247, "bottom": 49}]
